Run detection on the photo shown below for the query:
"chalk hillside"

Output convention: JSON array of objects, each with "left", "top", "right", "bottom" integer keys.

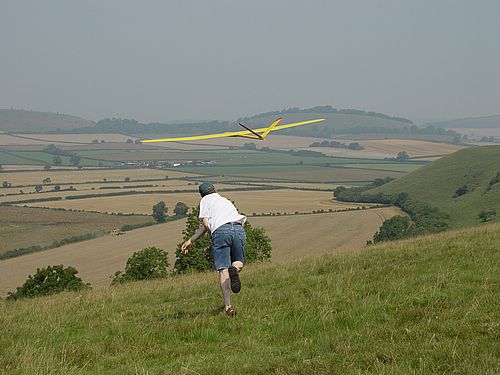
[{"left": 368, "top": 145, "right": 500, "bottom": 228}]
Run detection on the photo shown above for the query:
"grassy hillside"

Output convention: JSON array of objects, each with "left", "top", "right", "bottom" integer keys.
[
  {"left": 1, "top": 224, "right": 498, "bottom": 374},
  {"left": 242, "top": 111, "right": 414, "bottom": 137},
  {"left": 0, "top": 109, "right": 93, "bottom": 132},
  {"left": 427, "top": 114, "right": 500, "bottom": 129},
  {"left": 368, "top": 145, "right": 500, "bottom": 228}
]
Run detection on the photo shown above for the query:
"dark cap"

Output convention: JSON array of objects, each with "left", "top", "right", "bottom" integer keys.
[{"left": 199, "top": 182, "right": 216, "bottom": 197}]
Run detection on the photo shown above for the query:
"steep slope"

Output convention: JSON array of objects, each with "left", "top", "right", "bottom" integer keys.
[
  {"left": 1, "top": 223, "right": 498, "bottom": 374},
  {"left": 368, "top": 145, "right": 500, "bottom": 228}
]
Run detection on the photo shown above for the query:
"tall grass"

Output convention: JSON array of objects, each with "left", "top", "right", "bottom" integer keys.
[{"left": 1, "top": 224, "right": 498, "bottom": 374}]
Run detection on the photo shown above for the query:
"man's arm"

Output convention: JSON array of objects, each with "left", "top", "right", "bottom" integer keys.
[{"left": 181, "top": 218, "right": 209, "bottom": 254}]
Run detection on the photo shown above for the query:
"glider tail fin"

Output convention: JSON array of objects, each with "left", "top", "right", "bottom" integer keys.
[{"left": 260, "top": 117, "right": 283, "bottom": 139}]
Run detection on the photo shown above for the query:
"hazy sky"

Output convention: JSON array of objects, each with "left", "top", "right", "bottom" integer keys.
[{"left": 1, "top": 0, "right": 499, "bottom": 123}]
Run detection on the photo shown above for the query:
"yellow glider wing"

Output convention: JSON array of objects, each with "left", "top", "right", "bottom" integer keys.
[{"left": 140, "top": 118, "right": 326, "bottom": 143}]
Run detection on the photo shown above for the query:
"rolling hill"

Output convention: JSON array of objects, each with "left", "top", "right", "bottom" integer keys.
[
  {"left": 1, "top": 223, "right": 498, "bottom": 373},
  {"left": 426, "top": 114, "right": 500, "bottom": 129},
  {"left": 368, "top": 145, "right": 500, "bottom": 228},
  {"left": 0, "top": 109, "right": 93, "bottom": 132}
]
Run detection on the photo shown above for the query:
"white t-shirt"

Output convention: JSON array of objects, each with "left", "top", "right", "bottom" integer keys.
[{"left": 199, "top": 193, "right": 246, "bottom": 233}]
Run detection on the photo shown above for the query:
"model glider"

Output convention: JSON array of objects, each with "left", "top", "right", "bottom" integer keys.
[{"left": 140, "top": 117, "right": 326, "bottom": 143}]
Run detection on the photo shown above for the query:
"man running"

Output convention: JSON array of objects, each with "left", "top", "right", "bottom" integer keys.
[{"left": 181, "top": 183, "right": 246, "bottom": 317}]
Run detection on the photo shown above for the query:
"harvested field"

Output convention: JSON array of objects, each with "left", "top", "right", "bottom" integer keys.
[
  {"left": 0, "top": 206, "right": 401, "bottom": 296},
  {"left": 22, "top": 192, "right": 203, "bottom": 214},
  {"left": 0, "top": 168, "right": 199, "bottom": 186},
  {"left": 0, "top": 206, "right": 152, "bottom": 255},
  {"left": 452, "top": 128, "right": 500, "bottom": 138},
  {"left": 25, "top": 189, "right": 371, "bottom": 215},
  {"left": 251, "top": 206, "right": 403, "bottom": 262},
  {"left": 175, "top": 135, "right": 465, "bottom": 160},
  {"left": 244, "top": 182, "right": 359, "bottom": 190},
  {"left": 0, "top": 183, "right": 237, "bottom": 204},
  {"left": 307, "top": 139, "right": 465, "bottom": 159},
  {"left": 188, "top": 165, "right": 405, "bottom": 182},
  {"left": 0, "top": 218, "right": 187, "bottom": 296}
]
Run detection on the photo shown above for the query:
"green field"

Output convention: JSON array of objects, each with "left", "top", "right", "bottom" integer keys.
[
  {"left": 369, "top": 145, "right": 500, "bottom": 228},
  {"left": 1, "top": 223, "right": 498, "bottom": 374},
  {"left": 0, "top": 150, "right": 119, "bottom": 167}
]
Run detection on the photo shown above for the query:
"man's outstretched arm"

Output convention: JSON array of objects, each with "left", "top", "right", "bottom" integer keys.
[{"left": 181, "top": 218, "right": 209, "bottom": 253}]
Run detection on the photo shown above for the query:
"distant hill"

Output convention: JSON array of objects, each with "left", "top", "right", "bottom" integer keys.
[
  {"left": 72, "top": 107, "right": 459, "bottom": 141},
  {"left": 0, "top": 109, "right": 94, "bottom": 132},
  {"left": 368, "top": 145, "right": 500, "bottom": 228},
  {"left": 236, "top": 106, "right": 464, "bottom": 140},
  {"left": 238, "top": 106, "right": 415, "bottom": 137},
  {"left": 0, "top": 107, "right": 464, "bottom": 141},
  {"left": 426, "top": 114, "right": 500, "bottom": 129}
]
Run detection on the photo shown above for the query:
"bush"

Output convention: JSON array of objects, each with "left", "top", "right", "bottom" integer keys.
[
  {"left": 373, "top": 216, "right": 413, "bottom": 243},
  {"left": 7, "top": 265, "right": 89, "bottom": 300},
  {"left": 112, "top": 247, "right": 169, "bottom": 284},
  {"left": 121, "top": 222, "right": 156, "bottom": 231},
  {"left": 174, "top": 206, "right": 213, "bottom": 273},
  {"left": 245, "top": 222, "right": 272, "bottom": 262},
  {"left": 487, "top": 171, "right": 500, "bottom": 191},
  {"left": 478, "top": 209, "right": 496, "bottom": 222},
  {"left": 454, "top": 185, "right": 469, "bottom": 198}
]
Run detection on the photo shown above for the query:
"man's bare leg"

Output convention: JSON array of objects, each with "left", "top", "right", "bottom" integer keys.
[{"left": 219, "top": 268, "right": 231, "bottom": 310}]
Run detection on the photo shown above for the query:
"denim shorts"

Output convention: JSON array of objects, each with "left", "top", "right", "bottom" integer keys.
[{"left": 211, "top": 223, "right": 246, "bottom": 271}]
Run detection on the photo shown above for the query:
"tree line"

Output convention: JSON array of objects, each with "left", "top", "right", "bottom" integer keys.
[{"left": 333, "top": 178, "right": 450, "bottom": 243}]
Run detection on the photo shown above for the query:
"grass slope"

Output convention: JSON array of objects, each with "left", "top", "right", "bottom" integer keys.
[
  {"left": 0, "top": 110, "right": 93, "bottom": 132},
  {"left": 426, "top": 114, "right": 500, "bottom": 129},
  {"left": 369, "top": 145, "right": 500, "bottom": 228},
  {"left": 1, "top": 224, "right": 499, "bottom": 374},
  {"left": 243, "top": 112, "right": 412, "bottom": 136}
]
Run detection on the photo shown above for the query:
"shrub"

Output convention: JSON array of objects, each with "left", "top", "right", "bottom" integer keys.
[
  {"left": 112, "top": 247, "right": 169, "bottom": 284},
  {"left": 454, "top": 185, "right": 469, "bottom": 198},
  {"left": 121, "top": 222, "right": 156, "bottom": 231},
  {"left": 478, "top": 209, "right": 496, "bottom": 222},
  {"left": 7, "top": 265, "right": 89, "bottom": 300},
  {"left": 373, "top": 216, "right": 413, "bottom": 243},
  {"left": 245, "top": 222, "right": 272, "bottom": 262},
  {"left": 174, "top": 206, "right": 213, "bottom": 273},
  {"left": 487, "top": 171, "right": 500, "bottom": 191}
]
